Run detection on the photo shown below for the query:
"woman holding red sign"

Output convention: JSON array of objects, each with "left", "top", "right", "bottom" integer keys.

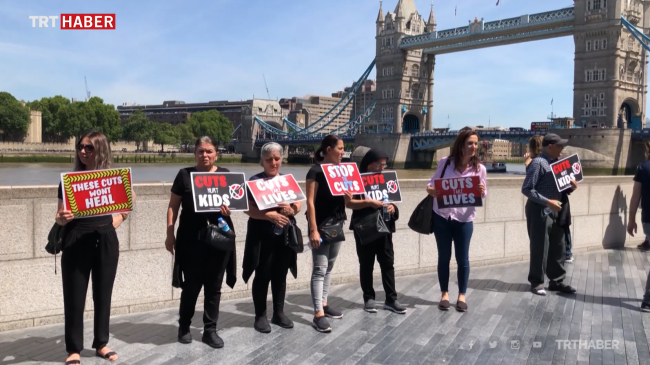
[
  {"left": 165, "top": 136, "right": 237, "bottom": 349},
  {"left": 426, "top": 129, "right": 487, "bottom": 313},
  {"left": 243, "top": 142, "right": 301, "bottom": 333},
  {"left": 54, "top": 131, "right": 131, "bottom": 364},
  {"left": 305, "top": 135, "right": 350, "bottom": 333}
]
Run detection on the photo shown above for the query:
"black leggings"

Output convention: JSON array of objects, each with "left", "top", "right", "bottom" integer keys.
[
  {"left": 252, "top": 236, "right": 293, "bottom": 317},
  {"left": 61, "top": 226, "right": 119, "bottom": 354},
  {"left": 354, "top": 233, "right": 397, "bottom": 303},
  {"left": 177, "top": 242, "right": 230, "bottom": 332}
]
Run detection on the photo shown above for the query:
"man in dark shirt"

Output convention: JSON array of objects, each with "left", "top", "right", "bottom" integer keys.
[
  {"left": 626, "top": 141, "right": 650, "bottom": 312},
  {"left": 522, "top": 134, "right": 577, "bottom": 296}
]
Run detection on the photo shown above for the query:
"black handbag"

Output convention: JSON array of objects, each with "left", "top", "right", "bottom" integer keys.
[
  {"left": 285, "top": 221, "right": 305, "bottom": 253},
  {"left": 408, "top": 158, "right": 451, "bottom": 235},
  {"left": 199, "top": 221, "right": 236, "bottom": 252},
  {"left": 318, "top": 218, "right": 345, "bottom": 244},
  {"left": 45, "top": 223, "right": 67, "bottom": 255},
  {"left": 352, "top": 211, "right": 390, "bottom": 245}
]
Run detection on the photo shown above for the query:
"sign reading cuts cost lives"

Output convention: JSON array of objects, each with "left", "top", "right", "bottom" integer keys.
[
  {"left": 190, "top": 172, "right": 249, "bottom": 212},
  {"left": 61, "top": 168, "right": 134, "bottom": 218},
  {"left": 433, "top": 176, "right": 483, "bottom": 209},
  {"left": 246, "top": 174, "right": 306, "bottom": 211},
  {"left": 320, "top": 163, "right": 365, "bottom": 196}
]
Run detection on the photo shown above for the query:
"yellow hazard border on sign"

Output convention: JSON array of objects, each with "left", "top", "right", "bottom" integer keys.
[{"left": 62, "top": 168, "right": 133, "bottom": 217}]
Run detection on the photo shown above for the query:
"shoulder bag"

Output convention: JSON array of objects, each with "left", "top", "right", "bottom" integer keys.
[
  {"left": 285, "top": 219, "right": 305, "bottom": 253},
  {"left": 408, "top": 158, "right": 451, "bottom": 235},
  {"left": 199, "top": 218, "right": 236, "bottom": 252},
  {"left": 318, "top": 217, "right": 345, "bottom": 244},
  {"left": 45, "top": 223, "right": 67, "bottom": 255},
  {"left": 352, "top": 210, "right": 390, "bottom": 245}
]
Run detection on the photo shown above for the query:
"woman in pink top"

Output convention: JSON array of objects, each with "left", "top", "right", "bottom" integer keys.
[{"left": 426, "top": 129, "right": 487, "bottom": 313}]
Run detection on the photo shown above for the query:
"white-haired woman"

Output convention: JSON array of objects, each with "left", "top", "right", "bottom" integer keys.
[{"left": 243, "top": 142, "right": 301, "bottom": 333}]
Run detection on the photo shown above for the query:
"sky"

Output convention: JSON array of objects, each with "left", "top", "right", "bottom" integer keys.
[{"left": 0, "top": 0, "right": 609, "bottom": 130}]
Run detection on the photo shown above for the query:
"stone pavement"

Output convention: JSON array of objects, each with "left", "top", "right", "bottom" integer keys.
[{"left": 1, "top": 248, "right": 650, "bottom": 365}]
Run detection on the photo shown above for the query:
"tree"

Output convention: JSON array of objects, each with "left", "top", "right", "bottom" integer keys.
[
  {"left": 0, "top": 92, "right": 31, "bottom": 141},
  {"left": 154, "top": 122, "right": 180, "bottom": 151},
  {"left": 122, "top": 110, "right": 154, "bottom": 151},
  {"left": 176, "top": 123, "right": 196, "bottom": 152},
  {"left": 56, "top": 97, "right": 122, "bottom": 143},
  {"left": 187, "top": 110, "right": 234, "bottom": 146},
  {"left": 26, "top": 95, "right": 70, "bottom": 142},
  {"left": 87, "top": 97, "right": 122, "bottom": 143}
]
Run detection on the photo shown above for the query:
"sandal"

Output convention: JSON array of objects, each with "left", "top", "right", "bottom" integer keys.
[
  {"left": 65, "top": 353, "right": 81, "bottom": 364},
  {"left": 95, "top": 348, "right": 118, "bottom": 361}
]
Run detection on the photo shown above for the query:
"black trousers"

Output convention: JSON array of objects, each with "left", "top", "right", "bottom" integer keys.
[
  {"left": 252, "top": 235, "right": 292, "bottom": 317},
  {"left": 61, "top": 226, "right": 119, "bottom": 354},
  {"left": 177, "top": 241, "right": 230, "bottom": 332},
  {"left": 526, "top": 201, "right": 566, "bottom": 288},
  {"left": 354, "top": 233, "right": 397, "bottom": 303}
]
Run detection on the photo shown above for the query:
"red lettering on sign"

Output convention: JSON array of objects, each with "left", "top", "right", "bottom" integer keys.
[{"left": 552, "top": 159, "right": 571, "bottom": 174}]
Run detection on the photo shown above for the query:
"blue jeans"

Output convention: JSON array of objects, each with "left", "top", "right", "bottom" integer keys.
[{"left": 431, "top": 212, "right": 474, "bottom": 294}]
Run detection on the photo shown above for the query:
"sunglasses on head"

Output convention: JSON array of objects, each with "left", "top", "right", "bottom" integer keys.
[{"left": 77, "top": 144, "right": 94, "bottom": 152}]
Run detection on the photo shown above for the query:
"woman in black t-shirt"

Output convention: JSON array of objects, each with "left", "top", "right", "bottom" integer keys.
[
  {"left": 165, "top": 136, "right": 237, "bottom": 349},
  {"left": 305, "top": 135, "right": 351, "bottom": 333},
  {"left": 55, "top": 131, "right": 131, "bottom": 365}
]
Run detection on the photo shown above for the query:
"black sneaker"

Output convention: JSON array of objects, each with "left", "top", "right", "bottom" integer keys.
[
  {"left": 641, "top": 302, "right": 650, "bottom": 312},
  {"left": 384, "top": 301, "right": 407, "bottom": 314},
  {"left": 323, "top": 305, "right": 343, "bottom": 319},
  {"left": 254, "top": 315, "right": 271, "bottom": 333},
  {"left": 566, "top": 255, "right": 574, "bottom": 263},
  {"left": 201, "top": 331, "right": 224, "bottom": 349},
  {"left": 638, "top": 240, "right": 650, "bottom": 251},
  {"left": 548, "top": 281, "right": 577, "bottom": 294},
  {"left": 271, "top": 312, "right": 294, "bottom": 329},
  {"left": 364, "top": 299, "right": 377, "bottom": 313},
  {"left": 312, "top": 316, "right": 331, "bottom": 333},
  {"left": 177, "top": 326, "right": 192, "bottom": 344}
]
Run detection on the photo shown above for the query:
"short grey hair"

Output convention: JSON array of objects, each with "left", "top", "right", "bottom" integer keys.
[{"left": 260, "top": 142, "right": 284, "bottom": 166}]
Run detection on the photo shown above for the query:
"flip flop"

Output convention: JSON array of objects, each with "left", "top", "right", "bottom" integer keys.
[
  {"left": 65, "top": 361, "right": 80, "bottom": 365},
  {"left": 95, "top": 349, "right": 117, "bottom": 361}
]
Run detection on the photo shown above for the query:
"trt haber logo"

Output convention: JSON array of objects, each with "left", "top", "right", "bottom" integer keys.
[{"left": 29, "top": 14, "right": 115, "bottom": 29}]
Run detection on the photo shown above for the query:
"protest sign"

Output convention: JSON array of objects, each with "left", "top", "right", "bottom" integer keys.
[
  {"left": 61, "top": 168, "right": 134, "bottom": 218},
  {"left": 190, "top": 172, "right": 249, "bottom": 212},
  {"left": 246, "top": 174, "right": 306, "bottom": 210},
  {"left": 320, "top": 163, "right": 365, "bottom": 196},
  {"left": 434, "top": 176, "right": 483, "bottom": 209},
  {"left": 360, "top": 171, "right": 402, "bottom": 202},
  {"left": 550, "top": 154, "right": 583, "bottom": 192}
]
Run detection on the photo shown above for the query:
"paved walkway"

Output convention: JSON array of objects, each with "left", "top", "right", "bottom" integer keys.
[{"left": 1, "top": 248, "right": 650, "bottom": 365}]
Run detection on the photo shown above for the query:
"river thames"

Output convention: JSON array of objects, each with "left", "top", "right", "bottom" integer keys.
[{"left": 0, "top": 162, "right": 527, "bottom": 186}]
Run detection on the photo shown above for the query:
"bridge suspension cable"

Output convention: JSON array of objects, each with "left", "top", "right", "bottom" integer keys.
[{"left": 621, "top": 15, "right": 650, "bottom": 52}]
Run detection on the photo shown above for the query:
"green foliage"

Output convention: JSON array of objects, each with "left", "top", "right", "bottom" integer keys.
[
  {"left": 187, "top": 110, "right": 234, "bottom": 146},
  {"left": 54, "top": 96, "right": 122, "bottom": 142},
  {"left": 122, "top": 110, "right": 154, "bottom": 151},
  {"left": 176, "top": 123, "right": 196, "bottom": 152},
  {"left": 25, "top": 95, "right": 70, "bottom": 142},
  {"left": 0, "top": 92, "right": 31, "bottom": 140},
  {"left": 154, "top": 122, "right": 180, "bottom": 151}
]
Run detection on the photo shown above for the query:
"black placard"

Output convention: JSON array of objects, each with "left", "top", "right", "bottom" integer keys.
[
  {"left": 190, "top": 172, "right": 249, "bottom": 212},
  {"left": 360, "top": 171, "right": 402, "bottom": 202},
  {"left": 550, "top": 154, "right": 583, "bottom": 192}
]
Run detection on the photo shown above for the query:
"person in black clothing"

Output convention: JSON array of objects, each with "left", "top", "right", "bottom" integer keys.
[
  {"left": 346, "top": 149, "right": 407, "bottom": 314},
  {"left": 55, "top": 131, "right": 133, "bottom": 365},
  {"left": 305, "top": 135, "right": 351, "bottom": 333},
  {"left": 242, "top": 142, "right": 301, "bottom": 333},
  {"left": 165, "top": 136, "right": 237, "bottom": 349}
]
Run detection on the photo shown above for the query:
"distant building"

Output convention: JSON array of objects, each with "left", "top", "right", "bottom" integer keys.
[{"left": 280, "top": 94, "right": 353, "bottom": 133}]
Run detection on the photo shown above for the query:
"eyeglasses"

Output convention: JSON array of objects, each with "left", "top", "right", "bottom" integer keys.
[
  {"left": 77, "top": 144, "right": 94, "bottom": 152},
  {"left": 374, "top": 162, "right": 387, "bottom": 168}
]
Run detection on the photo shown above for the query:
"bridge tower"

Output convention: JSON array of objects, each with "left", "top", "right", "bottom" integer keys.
[
  {"left": 573, "top": 0, "right": 649, "bottom": 129},
  {"left": 375, "top": 0, "right": 435, "bottom": 134}
]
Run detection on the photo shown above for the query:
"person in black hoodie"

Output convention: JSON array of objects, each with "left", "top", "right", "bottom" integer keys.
[{"left": 346, "top": 149, "right": 407, "bottom": 314}]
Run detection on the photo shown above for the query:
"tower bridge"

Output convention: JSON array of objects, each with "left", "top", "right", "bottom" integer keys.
[{"left": 238, "top": 0, "right": 649, "bottom": 171}]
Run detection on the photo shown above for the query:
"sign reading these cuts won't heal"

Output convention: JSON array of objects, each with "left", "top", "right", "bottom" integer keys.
[
  {"left": 320, "top": 163, "right": 365, "bottom": 196},
  {"left": 61, "top": 168, "right": 134, "bottom": 218},
  {"left": 190, "top": 172, "right": 249, "bottom": 212},
  {"left": 434, "top": 176, "right": 483, "bottom": 209}
]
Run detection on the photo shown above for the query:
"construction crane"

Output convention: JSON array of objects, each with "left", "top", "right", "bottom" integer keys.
[
  {"left": 263, "top": 74, "right": 271, "bottom": 100},
  {"left": 84, "top": 77, "right": 91, "bottom": 101}
]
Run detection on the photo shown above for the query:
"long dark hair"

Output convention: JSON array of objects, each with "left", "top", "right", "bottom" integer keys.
[
  {"left": 74, "top": 131, "right": 111, "bottom": 171},
  {"left": 449, "top": 129, "right": 480, "bottom": 172},
  {"left": 314, "top": 135, "right": 342, "bottom": 163}
]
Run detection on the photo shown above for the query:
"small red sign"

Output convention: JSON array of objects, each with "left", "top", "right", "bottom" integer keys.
[
  {"left": 434, "top": 176, "right": 483, "bottom": 209},
  {"left": 61, "top": 168, "right": 133, "bottom": 218},
  {"left": 246, "top": 174, "right": 306, "bottom": 210},
  {"left": 61, "top": 14, "right": 115, "bottom": 29},
  {"left": 320, "top": 163, "right": 365, "bottom": 196}
]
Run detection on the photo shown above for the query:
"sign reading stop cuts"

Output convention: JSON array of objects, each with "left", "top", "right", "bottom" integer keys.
[
  {"left": 320, "top": 163, "right": 365, "bottom": 196},
  {"left": 190, "top": 172, "right": 249, "bottom": 212}
]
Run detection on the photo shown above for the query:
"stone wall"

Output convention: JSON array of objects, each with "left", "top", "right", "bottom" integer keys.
[{"left": 0, "top": 176, "right": 642, "bottom": 332}]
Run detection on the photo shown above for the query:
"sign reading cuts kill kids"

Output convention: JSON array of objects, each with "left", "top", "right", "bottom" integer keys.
[
  {"left": 191, "top": 172, "right": 249, "bottom": 212},
  {"left": 550, "top": 154, "right": 583, "bottom": 192},
  {"left": 61, "top": 168, "right": 134, "bottom": 218},
  {"left": 320, "top": 163, "right": 365, "bottom": 196},
  {"left": 434, "top": 176, "right": 483, "bottom": 209},
  {"left": 246, "top": 174, "right": 306, "bottom": 210},
  {"left": 360, "top": 171, "right": 402, "bottom": 202}
]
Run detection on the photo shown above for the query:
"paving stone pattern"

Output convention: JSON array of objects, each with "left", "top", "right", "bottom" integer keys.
[{"left": 1, "top": 249, "right": 650, "bottom": 364}]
